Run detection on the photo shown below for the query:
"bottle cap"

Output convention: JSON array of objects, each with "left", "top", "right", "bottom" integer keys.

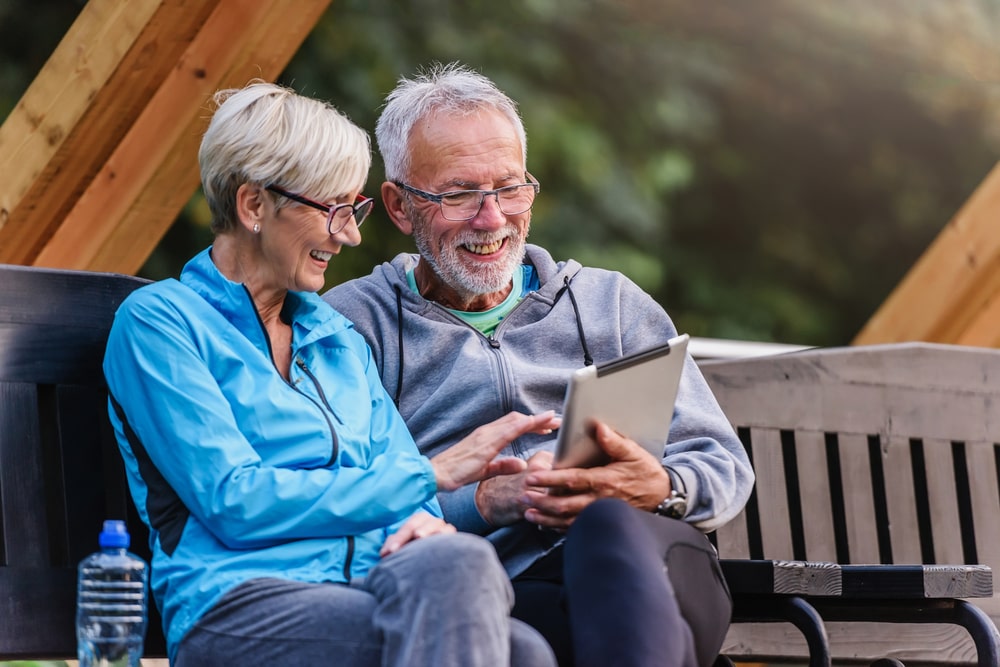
[{"left": 98, "top": 519, "right": 131, "bottom": 549}]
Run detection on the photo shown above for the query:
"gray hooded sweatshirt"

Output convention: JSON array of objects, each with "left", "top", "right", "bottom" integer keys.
[{"left": 324, "top": 244, "right": 754, "bottom": 577}]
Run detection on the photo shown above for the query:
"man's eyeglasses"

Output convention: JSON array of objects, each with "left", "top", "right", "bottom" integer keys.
[
  {"left": 393, "top": 173, "right": 540, "bottom": 222},
  {"left": 266, "top": 185, "right": 374, "bottom": 234}
]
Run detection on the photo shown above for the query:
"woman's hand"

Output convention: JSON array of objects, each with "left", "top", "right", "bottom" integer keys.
[
  {"left": 380, "top": 511, "right": 456, "bottom": 556},
  {"left": 431, "top": 411, "right": 560, "bottom": 492}
]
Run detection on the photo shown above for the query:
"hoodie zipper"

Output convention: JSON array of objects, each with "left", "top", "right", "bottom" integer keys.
[
  {"left": 485, "top": 291, "right": 541, "bottom": 416},
  {"left": 426, "top": 296, "right": 540, "bottom": 456},
  {"left": 428, "top": 302, "right": 516, "bottom": 414}
]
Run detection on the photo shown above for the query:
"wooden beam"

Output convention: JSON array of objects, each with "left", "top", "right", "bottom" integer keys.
[
  {"left": 35, "top": 0, "right": 332, "bottom": 273},
  {"left": 0, "top": 0, "right": 222, "bottom": 266},
  {"left": 853, "top": 161, "right": 1000, "bottom": 346},
  {"left": 0, "top": 0, "right": 332, "bottom": 273}
]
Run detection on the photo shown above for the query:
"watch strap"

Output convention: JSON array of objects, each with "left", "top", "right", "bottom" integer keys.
[{"left": 654, "top": 466, "right": 688, "bottom": 519}]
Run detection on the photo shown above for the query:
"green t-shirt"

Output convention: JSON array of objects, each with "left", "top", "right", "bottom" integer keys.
[{"left": 407, "top": 265, "right": 537, "bottom": 335}]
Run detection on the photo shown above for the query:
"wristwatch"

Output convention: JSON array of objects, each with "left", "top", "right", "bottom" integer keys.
[{"left": 653, "top": 468, "right": 688, "bottom": 519}]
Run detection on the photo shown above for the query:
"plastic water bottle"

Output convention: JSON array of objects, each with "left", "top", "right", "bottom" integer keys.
[{"left": 77, "top": 519, "right": 148, "bottom": 667}]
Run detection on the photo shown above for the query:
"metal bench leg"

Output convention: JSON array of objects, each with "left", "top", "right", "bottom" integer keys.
[
  {"left": 954, "top": 600, "right": 1000, "bottom": 667},
  {"left": 781, "top": 597, "right": 832, "bottom": 667}
]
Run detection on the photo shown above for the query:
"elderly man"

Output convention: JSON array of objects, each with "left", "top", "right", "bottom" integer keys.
[{"left": 324, "top": 62, "right": 754, "bottom": 667}]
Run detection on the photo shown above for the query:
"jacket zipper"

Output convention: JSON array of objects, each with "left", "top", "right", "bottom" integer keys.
[
  {"left": 428, "top": 303, "right": 515, "bottom": 413},
  {"left": 244, "top": 286, "right": 341, "bottom": 463},
  {"left": 291, "top": 359, "right": 356, "bottom": 579},
  {"left": 342, "top": 537, "right": 355, "bottom": 581},
  {"left": 245, "top": 287, "right": 354, "bottom": 579},
  {"left": 292, "top": 359, "right": 355, "bottom": 580}
]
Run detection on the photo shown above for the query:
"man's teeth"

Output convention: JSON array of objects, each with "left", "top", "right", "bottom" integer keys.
[
  {"left": 310, "top": 250, "right": 333, "bottom": 261},
  {"left": 466, "top": 239, "right": 503, "bottom": 255}
]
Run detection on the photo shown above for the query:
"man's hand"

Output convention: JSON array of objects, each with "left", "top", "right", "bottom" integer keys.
[
  {"left": 380, "top": 511, "right": 456, "bottom": 557},
  {"left": 475, "top": 451, "right": 554, "bottom": 526},
  {"left": 522, "top": 421, "right": 671, "bottom": 530}
]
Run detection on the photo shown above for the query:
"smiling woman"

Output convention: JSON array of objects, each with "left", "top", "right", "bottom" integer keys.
[{"left": 196, "top": 83, "right": 372, "bottom": 314}]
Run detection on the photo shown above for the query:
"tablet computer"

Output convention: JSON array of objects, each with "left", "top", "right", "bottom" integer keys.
[{"left": 553, "top": 333, "right": 689, "bottom": 469}]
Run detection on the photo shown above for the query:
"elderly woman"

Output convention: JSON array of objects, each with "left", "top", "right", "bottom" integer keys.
[{"left": 103, "top": 82, "right": 558, "bottom": 667}]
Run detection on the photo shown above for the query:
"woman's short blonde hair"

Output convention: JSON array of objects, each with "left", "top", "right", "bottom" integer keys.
[{"left": 198, "top": 81, "right": 371, "bottom": 234}]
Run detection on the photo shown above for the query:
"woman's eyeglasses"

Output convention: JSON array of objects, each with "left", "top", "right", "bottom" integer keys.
[{"left": 266, "top": 185, "right": 374, "bottom": 234}]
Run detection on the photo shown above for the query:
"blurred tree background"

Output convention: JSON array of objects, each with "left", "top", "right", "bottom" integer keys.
[{"left": 3, "top": 0, "right": 999, "bottom": 347}]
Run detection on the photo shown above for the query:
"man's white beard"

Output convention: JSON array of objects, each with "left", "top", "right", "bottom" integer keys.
[{"left": 412, "top": 218, "right": 528, "bottom": 300}]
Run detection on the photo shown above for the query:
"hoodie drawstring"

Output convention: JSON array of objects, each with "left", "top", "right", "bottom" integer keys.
[
  {"left": 559, "top": 275, "right": 594, "bottom": 367},
  {"left": 393, "top": 285, "right": 405, "bottom": 407}
]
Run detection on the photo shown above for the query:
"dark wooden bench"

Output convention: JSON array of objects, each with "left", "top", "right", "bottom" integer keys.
[
  {"left": 0, "top": 263, "right": 164, "bottom": 660},
  {"left": 703, "top": 344, "right": 1000, "bottom": 666},
  {"left": 4, "top": 262, "right": 999, "bottom": 666}
]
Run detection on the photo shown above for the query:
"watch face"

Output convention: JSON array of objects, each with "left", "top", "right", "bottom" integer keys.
[
  {"left": 667, "top": 499, "right": 686, "bottom": 518},
  {"left": 656, "top": 495, "right": 686, "bottom": 519},
  {"left": 670, "top": 498, "right": 687, "bottom": 518}
]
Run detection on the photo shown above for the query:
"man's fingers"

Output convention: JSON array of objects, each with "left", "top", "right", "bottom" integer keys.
[
  {"left": 523, "top": 488, "right": 591, "bottom": 517},
  {"left": 524, "top": 507, "right": 574, "bottom": 531},
  {"left": 593, "top": 421, "right": 641, "bottom": 458},
  {"left": 525, "top": 467, "right": 589, "bottom": 491}
]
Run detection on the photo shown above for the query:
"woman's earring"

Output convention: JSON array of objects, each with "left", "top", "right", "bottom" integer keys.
[{"left": 252, "top": 223, "right": 260, "bottom": 234}]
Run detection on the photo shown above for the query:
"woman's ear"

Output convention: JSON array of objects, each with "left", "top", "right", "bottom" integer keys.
[
  {"left": 235, "top": 183, "right": 267, "bottom": 234},
  {"left": 381, "top": 181, "right": 414, "bottom": 236}
]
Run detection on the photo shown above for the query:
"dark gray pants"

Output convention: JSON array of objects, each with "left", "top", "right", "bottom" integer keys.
[
  {"left": 513, "top": 498, "right": 731, "bottom": 667},
  {"left": 174, "top": 532, "right": 555, "bottom": 667}
]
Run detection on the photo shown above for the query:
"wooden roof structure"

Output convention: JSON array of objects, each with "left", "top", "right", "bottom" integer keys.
[
  {"left": 0, "top": 0, "right": 331, "bottom": 275},
  {"left": 853, "top": 162, "right": 1000, "bottom": 347},
  {"left": 0, "top": 0, "right": 998, "bottom": 346}
]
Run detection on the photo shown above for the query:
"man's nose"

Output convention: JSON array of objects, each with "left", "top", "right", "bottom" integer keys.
[{"left": 469, "top": 192, "right": 507, "bottom": 229}]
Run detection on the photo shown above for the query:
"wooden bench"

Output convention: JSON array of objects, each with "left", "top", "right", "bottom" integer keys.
[
  {"left": 4, "top": 262, "right": 999, "bottom": 666},
  {"left": 702, "top": 344, "right": 1000, "bottom": 665}
]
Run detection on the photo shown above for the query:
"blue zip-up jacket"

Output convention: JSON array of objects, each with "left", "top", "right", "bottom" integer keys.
[
  {"left": 104, "top": 248, "right": 440, "bottom": 660},
  {"left": 324, "top": 244, "right": 754, "bottom": 578}
]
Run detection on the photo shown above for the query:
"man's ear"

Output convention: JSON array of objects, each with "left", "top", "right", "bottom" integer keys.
[
  {"left": 382, "top": 181, "right": 414, "bottom": 236},
  {"left": 235, "top": 183, "right": 267, "bottom": 233}
]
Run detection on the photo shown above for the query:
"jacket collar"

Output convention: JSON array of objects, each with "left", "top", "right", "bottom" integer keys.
[{"left": 180, "top": 247, "right": 353, "bottom": 347}]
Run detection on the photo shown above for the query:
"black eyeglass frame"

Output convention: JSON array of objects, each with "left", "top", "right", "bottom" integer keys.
[
  {"left": 393, "top": 173, "right": 540, "bottom": 221},
  {"left": 265, "top": 184, "right": 374, "bottom": 234}
]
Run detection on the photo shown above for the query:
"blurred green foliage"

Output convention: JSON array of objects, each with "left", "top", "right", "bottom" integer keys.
[{"left": 3, "top": 0, "right": 999, "bottom": 346}]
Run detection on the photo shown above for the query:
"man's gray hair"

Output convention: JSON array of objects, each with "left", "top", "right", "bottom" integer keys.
[{"left": 376, "top": 62, "right": 527, "bottom": 183}]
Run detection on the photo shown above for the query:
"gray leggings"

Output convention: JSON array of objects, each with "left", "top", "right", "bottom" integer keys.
[{"left": 173, "top": 532, "right": 555, "bottom": 667}]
